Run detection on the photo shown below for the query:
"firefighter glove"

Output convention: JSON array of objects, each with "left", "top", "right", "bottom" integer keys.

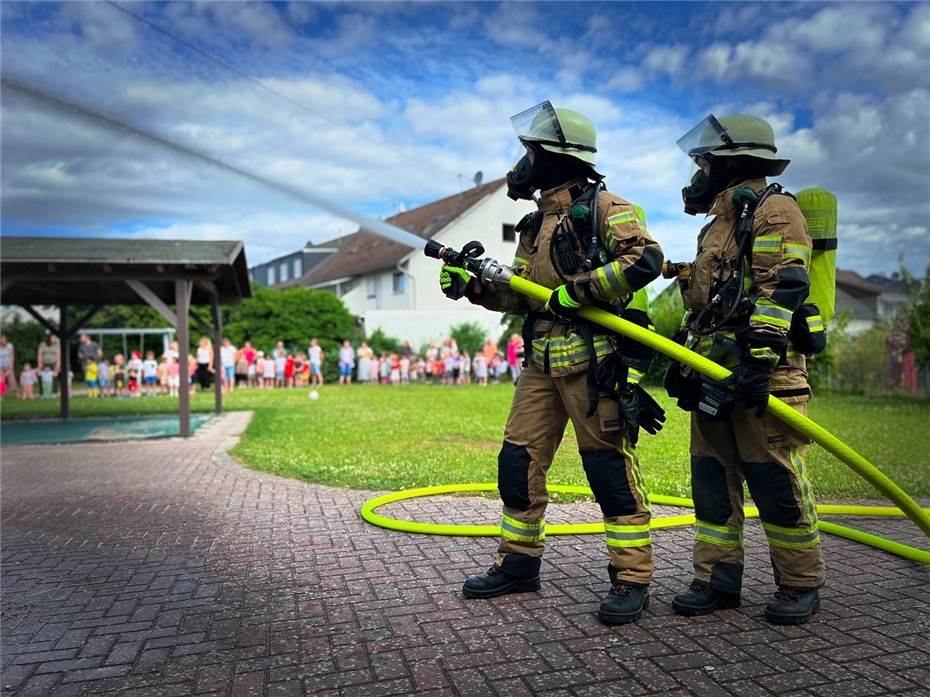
[
  {"left": 619, "top": 383, "right": 666, "bottom": 445},
  {"left": 546, "top": 284, "right": 582, "bottom": 320},
  {"left": 730, "top": 346, "right": 778, "bottom": 416},
  {"left": 439, "top": 264, "right": 471, "bottom": 300}
]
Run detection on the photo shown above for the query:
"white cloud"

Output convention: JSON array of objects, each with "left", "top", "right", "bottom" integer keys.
[
  {"left": 605, "top": 67, "right": 645, "bottom": 93},
  {"left": 643, "top": 44, "right": 689, "bottom": 75}
]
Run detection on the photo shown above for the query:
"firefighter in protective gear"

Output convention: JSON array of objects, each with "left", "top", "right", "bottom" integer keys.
[
  {"left": 665, "top": 115, "right": 824, "bottom": 625},
  {"left": 441, "top": 102, "right": 664, "bottom": 625}
]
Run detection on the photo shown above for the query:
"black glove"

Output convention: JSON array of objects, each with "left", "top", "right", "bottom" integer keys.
[
  {"left": 663, "top": 360, "right": 701, "bottom": 411},
  {"left": 619, "top": 383, "right": 666, "bottom": 445},
  {"left": 439, "top": 264, "right": 471, "bottom": 300},
  {"left": 729, "top": 349, "right": 776, "bottom": 416},
  {"left": 545, "top": 283, "right": 582, "bottom": 320}
]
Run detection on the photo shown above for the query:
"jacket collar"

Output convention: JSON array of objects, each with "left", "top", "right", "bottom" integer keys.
[
  {"left": 537, "top": 177, "right": 588, "bottom": 213},
  {"left": 708, "top": 177, "right": 768, "bottom": 218}
]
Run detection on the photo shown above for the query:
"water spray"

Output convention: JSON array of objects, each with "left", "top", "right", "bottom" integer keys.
[{"left": 0, "top": 75, "right": 426, "bottom": 252}]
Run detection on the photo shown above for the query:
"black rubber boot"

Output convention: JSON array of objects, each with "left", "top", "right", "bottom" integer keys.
[
  {"left": 462, "top": 564, "right": 540, "bottom": 599},
  {"left": 598, "top": 566, "right": 649, "bottom": 625},
  {"left": 672, "top": 580, "right": 741, "bottom": 616},
  {"left": 764, "top": 587, "right": 820, "bottom": 625}
]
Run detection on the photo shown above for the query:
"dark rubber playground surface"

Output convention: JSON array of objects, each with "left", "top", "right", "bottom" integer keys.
[
  {"left": 0, "top": 414, "right": 212, "bottom": 446},
  {"left": 1, "top": 412, "right": 928, "bottom": 696}
]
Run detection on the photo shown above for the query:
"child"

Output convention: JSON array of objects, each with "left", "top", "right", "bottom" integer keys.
[
  {"left": 294, "top": 354, "right": 305, "bottom": 388},
  {"left": 236, "top": 354, "right": 249, "bottom": 389},
  {"left": 274, "top": 350, "right": 286, "bottom": 388},
  {"left": 390, "top": 353, "right": 400, "bottom": 385},
  {"left": 40, "top": 365, "right": 55, "bottom": 399},
  {"left": 97, "top": 357, "right": 109, "bottom": 397},
  {"left": 157, "top": 357, "right": 169, "bottom": 395},
  {"left": 309, "top": 338, "right": 324, "bottom": 386},
  {"left": 168, "top": 357, "right": 180, "bottom": 397},
  {"left": 113, "top": 354, "right": 127, "bottom": 397},
  {"left": 369, "top": 355, "right": 380, "bottom": 385},
  {"left": 380, "top": 353, "right": 390, "bottom": 384},
  {"left": 432, "top": 358, "right": 444, "bottom": 385},
  {"left": 19, "top": 362, "right": 36, "bottom": 399},
  {"left": 247, "top": 354, "right": 258, "bottom": 388},
  {"left": 473, "top": 352, "right": 488, "bottom": 386},
  {"left": 84, "top": 359, "right": 99, "bottom": 398},
  {"left": 256, "top": 352, "right": 266, "bottom": 388},
  {"left": 142, "top": 351, "right": 158, "bottom": 397},
  {"left": 399, "top": 355, "right": 410, "bottom": 385},
  {"left": 284, "top": 353, "right": 296, "bottom": 388},
  {"left": 300, "top": 355, "right": 310, "bottom": 387},
  {"left": 127, "top": 351, "right": 142, "bottom": 397},
  {"left": 264, "top": 352, "right": 277, "bottom": 387}
]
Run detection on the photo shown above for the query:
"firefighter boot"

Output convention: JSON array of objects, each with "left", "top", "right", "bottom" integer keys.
[
  {"left": 463, "top": 555, "right": 541, "bottom": 599},
  {"left": 672, "top": 580, "right": 741, "bottom": 616},
  {"left": 599, "top": 565, "right": 649, "bottom": 625},
  {"left": 764, "top": 587, "right": 820, "bottom": 625}
]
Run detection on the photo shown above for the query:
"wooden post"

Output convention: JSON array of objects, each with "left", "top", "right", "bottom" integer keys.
[
  {"left": 210, "top": 294, "right": 223, "bottom": 415},
  {"left": 176, "top": 281, "right": 191, "bottom": 438},
  {"left": 59, "top": 305, "right": 70, "bottom": 420}
]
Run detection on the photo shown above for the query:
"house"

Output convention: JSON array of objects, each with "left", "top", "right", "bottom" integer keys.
[
  {"left": 251, "top": 178, "right": 535, "bottom": 345},
  {"left": 835, "top": 269, "right": 908, "bottom": 335}
]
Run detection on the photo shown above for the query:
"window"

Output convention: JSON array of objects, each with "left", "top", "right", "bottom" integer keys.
[
  {"left": 267, "top": 265, "right": 275, "bottom": 285},
  {"left": 502, "top": 223, "right": 516, "bottom": 242},
  {"left": 279, "top": 261, "right": 289, "bottom": 283},
  {"left": 366, "top": 276, "right": 378, "bottom": 299},
  {"left": 392, "top": 272, "right": 406, "bottom": 295},
  {"left": 293, "top": 257, "right": 302, "bottom": 278}
]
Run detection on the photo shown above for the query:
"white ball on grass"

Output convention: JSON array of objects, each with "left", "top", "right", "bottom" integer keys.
[{"left": 308, "top": 390, "right": 320, "bottom": 400}]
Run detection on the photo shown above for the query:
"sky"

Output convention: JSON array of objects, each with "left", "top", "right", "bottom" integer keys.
[{"left": 2, "top": 1, "right": 929, "bottom": 280}]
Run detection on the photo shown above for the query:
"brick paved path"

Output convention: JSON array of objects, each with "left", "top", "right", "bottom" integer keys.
[{"left": 2, "top": 412, "right": 929, "bottom": 696}]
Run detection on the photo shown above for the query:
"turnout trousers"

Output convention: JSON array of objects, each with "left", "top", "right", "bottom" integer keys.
[
  {"left": 690, "top": 399, "right": 825, "bottom": 593},
  {"left": 496, "top": 363, "right": 653, "bottom": 585}
]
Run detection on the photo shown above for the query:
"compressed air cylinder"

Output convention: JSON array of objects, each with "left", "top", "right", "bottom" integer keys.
[{"left": 796, "top": 188, "right": 838, "bottom": 323}]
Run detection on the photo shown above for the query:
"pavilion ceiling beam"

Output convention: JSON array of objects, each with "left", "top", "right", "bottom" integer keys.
[
  {"left": 126, "top": 280, "right": 178, "bottom": 327},
  {"left": 67, "top": 305, "right": 103, "bottom": 338},
  {"left": 20, "top": 305, "right": 59, "bottom": 335}
]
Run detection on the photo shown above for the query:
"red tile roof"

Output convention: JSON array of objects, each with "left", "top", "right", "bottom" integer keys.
[{"left": 284, "top": 178, "right": 505, "bottom": 287}]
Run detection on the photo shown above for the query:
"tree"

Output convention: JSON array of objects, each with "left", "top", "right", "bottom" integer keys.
[
  {"left": 0, "top": 314, "right": 46, "bottom": 373},
  {"left": 224, "top": 287, "right": 358, "bottom": 380},
  {"left": 366, "top": 328, "right": 401, "bottom": 355},
  {"left": 450, "top": 321, "right": 486, "bottom": 355},
  {"left": 906, "top": 263, "right": 930, "bottom": 368}
]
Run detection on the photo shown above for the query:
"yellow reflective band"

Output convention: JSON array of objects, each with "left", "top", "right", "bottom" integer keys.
[
  {"left": 694, "top": 519, "right": 743, "bottom": 547},
  {"left": 752, "top": 300, "right": 793, "bottom": 329},
  {"left": 598, "top": 261, "right": 629, "bottom": 300},
  {"left": 806, "top": 315, "right": 824, "bottom": 332},
  {"left": 752, "top": 235, "right": 783, "bottom": 253},
  {"left": 607, "top": 211, "right": 636, "bottom": 226},
  {"left": 783, "top": 243, "right": 812, "bottom": 267},
  {"left": 749, "top": 346, "right": 779, "bottom": 364},
  {"left": 501, "top": 515, "right": 545, "bottom": 542},
  {"left": 604, "top": 522, "right": 651, "bottom": 548},
  {"left": 627, "top": 367, "right": 644, "bottom": 385},
  {"left": 762, "top": 523, "right": 821, "bottom": 549}
]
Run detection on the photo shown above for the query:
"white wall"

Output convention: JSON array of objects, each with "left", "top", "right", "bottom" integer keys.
[{"left": 336, "top": 184, "right": 535, "bottom": 343}]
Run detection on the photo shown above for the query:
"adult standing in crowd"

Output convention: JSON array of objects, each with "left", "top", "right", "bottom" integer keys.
[
  {"left": 36, "top": 332, "right": 61, "bottom": 394},
  {"left": 0, "top": 334, "right": 16, "bottom": 394},
  {"left": 338, "top": 340, "right": 356, "bottom": 384},
  {"left": 357, "top": 341, "right": 373, "bottom": 383},
  {"left": 506, "top": 333, "right": 524, "bottom": 383},
  {"left": 77, "top": 334, "right": 99, "bottom": 373},
  {"left": 220, "top": 337, "right": 237, "bottom": 393},
  {"left": 308, "top": 338, "right": 324, "bottom": 386},
  {"left": 195, "top": 336, "right": 214, "bottom": 391}
]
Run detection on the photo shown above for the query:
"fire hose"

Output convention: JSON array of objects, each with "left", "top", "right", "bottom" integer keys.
[{"left": 360, "top": 242, "right": 930, "bottom": 565}]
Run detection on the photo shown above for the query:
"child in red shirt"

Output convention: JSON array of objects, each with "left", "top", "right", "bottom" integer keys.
[{"left": 284, "top": 354, "right": 296, "bottom": 388}]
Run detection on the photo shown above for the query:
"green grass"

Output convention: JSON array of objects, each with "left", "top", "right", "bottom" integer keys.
[{"left": 3, "top": 385, "right": 928, "bottom": 500}]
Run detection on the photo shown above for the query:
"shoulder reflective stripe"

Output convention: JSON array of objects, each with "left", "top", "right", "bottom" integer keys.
[
  {"left": 752, "top": 235, "right": 783, "bottom": 253},
  {"left": 627, "top": 367, "right": 644, "bottom": 384},
  {"left": 607, "top": 211, "right": 636, "bottom": 226}
]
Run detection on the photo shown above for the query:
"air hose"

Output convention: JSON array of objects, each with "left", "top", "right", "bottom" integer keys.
[{"left": 361, "top": 246, "right": 930, "bottom": 564}]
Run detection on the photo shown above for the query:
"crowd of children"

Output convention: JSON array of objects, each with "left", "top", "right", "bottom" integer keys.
[{"left": 6, "top": 332, "right": 526, "bottom": 400}]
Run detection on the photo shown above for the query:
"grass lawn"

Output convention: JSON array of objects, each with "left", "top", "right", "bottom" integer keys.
[{"left": 3, "top": 384, "right": 928, "bottom": 501}]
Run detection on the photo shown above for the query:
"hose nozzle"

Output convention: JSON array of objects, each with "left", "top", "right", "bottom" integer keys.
[{"left": 662, "top": 260, "right": 692, "bottom": 279}]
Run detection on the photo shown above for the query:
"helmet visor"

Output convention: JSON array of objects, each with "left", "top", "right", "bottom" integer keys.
[
  {"left": 511, "top": 101, "right": 565, "bottom": 145},
  {"left": 676, "top": 114, "right": 734, "bottom": 158}
]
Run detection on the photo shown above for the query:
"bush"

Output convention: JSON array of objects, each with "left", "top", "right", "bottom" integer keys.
[
  {"left": 366, "top": 327, "right": 402, "bottom": 356},
  {"left": 450, "top": 321, "right": 486, "bottom": 355}
]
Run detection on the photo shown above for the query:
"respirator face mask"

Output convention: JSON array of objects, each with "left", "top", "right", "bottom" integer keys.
[
  {"left": 507, "top": 143, "right": 545, "bottom": 200},
  {"left": 681, "top": 156, "right": 733, "bottom": 215}
]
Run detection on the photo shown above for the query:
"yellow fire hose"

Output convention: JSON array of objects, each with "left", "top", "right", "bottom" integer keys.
[{"left": 360, "top": 272, "right": 930, "bottom": 564}]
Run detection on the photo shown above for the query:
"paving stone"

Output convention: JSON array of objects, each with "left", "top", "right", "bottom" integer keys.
[{"left": 2, "top": 411, "right": 929, "bottom": 696}]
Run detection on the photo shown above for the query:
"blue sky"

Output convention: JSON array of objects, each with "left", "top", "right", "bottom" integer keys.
[{"left": 2, "top": 2, "right": 928, "bottom": 278}]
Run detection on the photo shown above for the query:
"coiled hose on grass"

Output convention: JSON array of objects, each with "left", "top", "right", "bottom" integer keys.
[{"left": 361, "top": 273, "right": 930, "bottom": 564}]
